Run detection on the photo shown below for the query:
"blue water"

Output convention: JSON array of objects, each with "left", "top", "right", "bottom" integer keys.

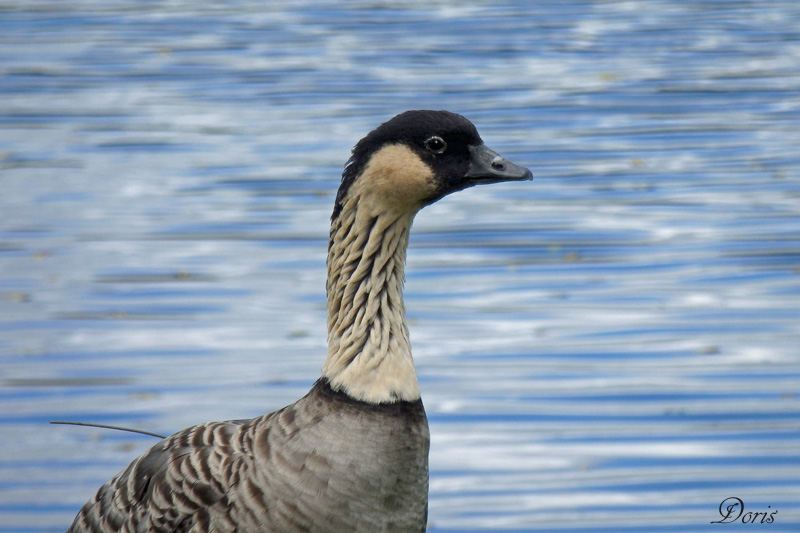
[{"left": 1, "top": 1, "right": 799, "bottom": 531}]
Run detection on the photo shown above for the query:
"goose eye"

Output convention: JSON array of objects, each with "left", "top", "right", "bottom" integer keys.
[{"left": 424, "top": 136, "right": 447, "bottom": 154}]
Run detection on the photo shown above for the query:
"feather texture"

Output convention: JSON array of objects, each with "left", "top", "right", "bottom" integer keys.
[{"left": 68, "top": 380, "right": 429, "bottom": 532}]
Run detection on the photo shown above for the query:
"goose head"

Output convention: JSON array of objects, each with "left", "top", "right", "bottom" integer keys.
[{"left": 332, "top": 110, "right": 532, "bottom": 220}]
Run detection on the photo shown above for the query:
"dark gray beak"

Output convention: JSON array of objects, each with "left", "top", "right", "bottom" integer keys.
[{"left": 465, "top": 144, "right": 533, "bottom": 185}]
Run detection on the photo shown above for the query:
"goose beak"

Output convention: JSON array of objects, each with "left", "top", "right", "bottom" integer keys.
[{"left": 465, "top": 144, "right": 532, "bottom": 185}]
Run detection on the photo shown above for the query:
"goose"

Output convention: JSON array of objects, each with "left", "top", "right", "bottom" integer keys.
[{"left": 67, "top": 110, "right": 532, "bottom": 532}]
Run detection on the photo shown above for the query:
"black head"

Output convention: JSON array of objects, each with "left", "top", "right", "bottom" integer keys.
[{"left": 332, "top": 110, "right": 531, "bottom": 220}]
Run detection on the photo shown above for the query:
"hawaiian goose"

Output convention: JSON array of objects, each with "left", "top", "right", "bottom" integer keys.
[{"left": 67, "top": 110, "right": 532, "bottom": 532}]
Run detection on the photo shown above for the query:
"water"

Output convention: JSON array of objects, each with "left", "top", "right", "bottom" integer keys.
[{"left": 1, "top": 1, "right": 799, "bottom": 531}]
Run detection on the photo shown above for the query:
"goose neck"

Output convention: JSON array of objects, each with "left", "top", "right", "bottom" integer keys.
[{"left": 322, "top": 197, "right": 420, "bottom": 404}]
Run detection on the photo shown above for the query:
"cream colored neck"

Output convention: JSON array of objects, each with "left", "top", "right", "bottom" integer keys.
[{"left": 322, "top": 188, "right": 420, "bottom": 404}]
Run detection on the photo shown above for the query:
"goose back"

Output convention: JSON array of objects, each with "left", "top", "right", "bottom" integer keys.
[{"left": 68, "top": 379, "right": 429, "bottom": 532}]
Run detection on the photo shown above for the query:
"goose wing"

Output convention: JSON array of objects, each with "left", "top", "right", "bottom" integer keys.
[
  {"left": 68, "top": 399, "right": 322, "bottom": 532},
  {"left": 69, "top": 381, "right": 428, "bottom": 533}
]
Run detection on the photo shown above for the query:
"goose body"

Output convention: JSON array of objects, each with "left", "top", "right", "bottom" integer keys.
[{"left": 68, "top": 110, "right": 531, "bottom": 532}]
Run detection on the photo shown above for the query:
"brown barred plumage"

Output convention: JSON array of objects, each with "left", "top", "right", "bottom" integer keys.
[{"left": 69, "top": 381, "right": 428, "bottom": 532}]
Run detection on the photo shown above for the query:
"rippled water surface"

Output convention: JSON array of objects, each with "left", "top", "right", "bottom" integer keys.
[{"left": 1, "top": 1, "right": 799, "bottom": 531}]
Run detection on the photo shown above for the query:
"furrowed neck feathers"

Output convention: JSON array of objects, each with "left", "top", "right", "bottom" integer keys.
[{"left": 323, "top": 143, "right": 437, "bottom": 404}]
